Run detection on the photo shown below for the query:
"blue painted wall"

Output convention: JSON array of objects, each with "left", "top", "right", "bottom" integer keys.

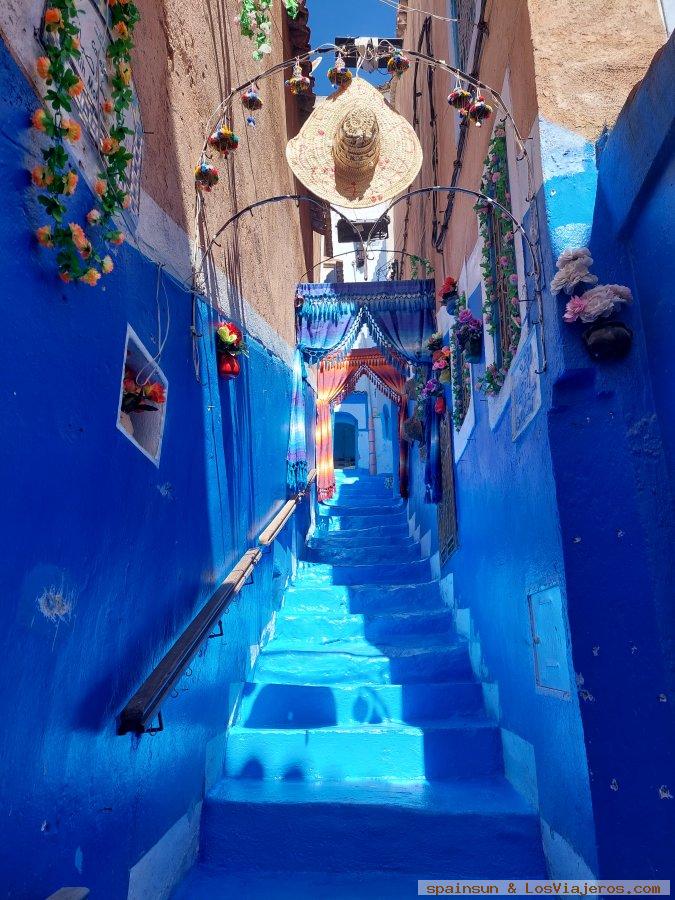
[{"left": 0, "top": 39, "right": 309, "bottom": 897}]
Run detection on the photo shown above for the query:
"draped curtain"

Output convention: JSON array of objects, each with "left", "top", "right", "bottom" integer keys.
[
  {"left": 317, "top": 350, "right": 408, "bottom": 502},
  {"left": 287, "top": 278, "right": 437, "bottom": 501}
]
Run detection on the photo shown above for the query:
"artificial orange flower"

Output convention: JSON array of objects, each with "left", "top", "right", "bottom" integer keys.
[
  {"left": 35, "top": 225, "right": 54, "bottom": 248},
  {"left": 101, "top": 255, "right": 114, "bottom": 274},
  {"left": 32, "top": 108, "right": 48, "bottom": 132},
  {"left": 102, "top": 98, "right": 114, "bottom": 115},
  {"left": 44, "top": 8, "right": 63, "bottom": 29},
  {"left": 36, "top": 57, "right": 51, "bottom": 80},
  {"left": 113, "top": 21, "right": 128, "bottom": 38},
  {"left": 69, "top": 222, "right": 87, "bottom": 248},
  {"left": 86, "top": 209, "right": 101, "bottom": 225},
  {"left": 68, "top": 78, "right": 84, "bottom": 98},
  {"left": 80, "top": 267, "right": 102, "bottom": 286},
  {"left": 59, "top": 270, "right": 72, "bottom": 283},
  {"left": 63, "top": 118, "right": 81, "bottom": 142},
  {"left": 118, "top": 61, "right": 132, "bottom": 85},
  {"left": 122, "top": 193, "right": 131, "bottom": 209},
  {"left": 110, "top": 231, "right": 125, "bottom": 245},
  {"left": 64, "top": 170, "right": 79, "bottom": 195},
  {"left": 31, "top": 165, "right": 53, "bottom": 187},
  {"left": 144, "top": 382, "right": 166, "bottom": 404},
  {"left": 94, "top": 178, "right": 107, "bottom": 197},
  {"left": 70, "top": 35, "right": 81, "bottom": 51},
  {"left": 100, "top": 136, "right": 119, "bottom": 155}
]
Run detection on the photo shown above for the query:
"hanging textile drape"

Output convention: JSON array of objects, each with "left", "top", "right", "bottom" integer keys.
[
  {"left": 424, "top": 388, "right": 443, "bottom": 503},
  {"left": 286, "top": 350, "right": 308, "bottom": 493},
  {"left": 317, "top": 350, "right": 409, "bottom": 501},
  {"left": 296, "top": 280, "right": 436, "bottom": 366}
]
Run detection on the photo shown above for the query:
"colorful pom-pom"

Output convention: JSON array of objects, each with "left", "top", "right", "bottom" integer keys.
[
  {"left": 328, "top": 53, "right": 352, "bottom": 90},
  {"left": 286, "top": 59, "right": 312, "bottom": 96},
  {"left": 208, "top": 126, "right": 239, "bottom": 155},
  {"left": 241, "top": 88, "right": 263, "bottom": 112},
  {"left": 468, "top": 95, "right": 492, "bottom": 126},
  {"left": 447, "top": 86, "right": 472, "bottom": 111},
  {"left": 195, "top": 161, "right": 218, "bottom": 192},
  {"left": 387, "top": 52, "right": 410, "bottom": 76}
]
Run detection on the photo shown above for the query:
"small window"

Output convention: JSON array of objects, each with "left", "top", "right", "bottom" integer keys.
[
  {"left": 117, "top": 325, "right": 168, "bottom": 465},
  {"left": 336, "top": 218, "right": 390, "bottom": 244}
]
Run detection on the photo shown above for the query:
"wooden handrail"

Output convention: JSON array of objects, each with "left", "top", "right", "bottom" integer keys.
[{"left": 116, "top": 472, "right": 315, "bottom": 736}]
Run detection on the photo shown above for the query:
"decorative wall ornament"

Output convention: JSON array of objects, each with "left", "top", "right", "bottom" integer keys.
[
  {"left": 241, "top": 87, "right": 263, "bottom": 126},
  {"left": 208, "top": 125, "right": 239, "bottom": 156},
  {"left": 195, "top": 161, "right": 219, "bottom": 192},
  {"left": 562, "top": 284, "right": 633, "bottom": 324},
  {"left": 216, "top": 321, "right": 247, "bottom": 378},
  {"left": 327, "top": 53, "right": 352, "bottom": 90},
  {"left": 32, "top": 0, "right": 140, "bottom": 284},
  {"left": 551, "top": 247, "right": 598, "bottom": 295},
  {"left": 286, "top": 58, "right": 312, "bottom": 95},
  {"left": 476, "top": 120, "right": 522, "bottom": 395},
  {"left": 387, "top": 52, "right": 410, "bottom": 77},
  {"left": 238, "top": 0, "right": 300, "bottom": 61}
]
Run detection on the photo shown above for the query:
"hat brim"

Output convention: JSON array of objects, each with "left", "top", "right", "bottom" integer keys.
[{"left": 286, "top": 78, "right": 423, "bottom": 210}]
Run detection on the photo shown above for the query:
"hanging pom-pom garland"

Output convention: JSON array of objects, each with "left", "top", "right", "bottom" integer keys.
[
  {"left": 468, "top": 94, "right": 492, "bottom": 127},
  {"left": 286, "top": 58, "right": 311, "bottom": 96},
  {"left": 208, "top": 125, "right": 239, "bottom": 155},
  {"left": 328, "top": 53, "right": 352, "bottom": 90},
  {"left": 195, "top": 161, "right": 219, "bottom": 192},
  {"left": 387, "top": 52, "right": 410, "bottom": 77},
  {"left": 241, "top": 87, "right": 263, "bottom": 127}
]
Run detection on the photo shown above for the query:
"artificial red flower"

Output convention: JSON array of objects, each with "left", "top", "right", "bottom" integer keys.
[{"left": 144, "top": 382, "right": 166, "bottom": 404}]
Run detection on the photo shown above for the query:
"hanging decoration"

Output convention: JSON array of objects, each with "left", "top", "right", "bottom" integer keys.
[
  {"left": 31, "top": 0, "right": 139, "bottom": 284},
  {"left": 453, "top": 308, "right": 483, "bottom": 362},
  {"left": 241, "top": 87, "right": 263, "bottom": 127},
  {"left": 286, "top": 58, "right": 312, "bottom": 96},
  {"left": 387, "top": 52, "right": 410, "bottom": 77},
  {"left": 438, "top": 275, "right": 458, "bottom": 312},
  {"left": 327, "top": 53, "right": 353, "bottom": 90},
  {"left": 287, "top": 351, "right": 308, "bottom": 493},
  {"left": 208, "top": 125, "right": 239, "bottom": 156},
  {"left": 447, "top": 85, "right": 471, "bottom": 111},
  {"left": 475, "top": 121, "right": 522, "bottom": 395},
  {"left": 195, "top": 161, "right": 219, "bottom": 192},
  {"left": 216, "top": 320, "right": 247, "bottom": 378},
  {"left": 238, "top": 0, "right": 300, "bottom": 61},
  {"left": 468, "top": 94, "right": 492, "bottom": 127}
]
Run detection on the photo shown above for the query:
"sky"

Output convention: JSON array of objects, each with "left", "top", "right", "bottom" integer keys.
[{"left": 306, "top": 0, "right": 397, "bottom": 86}]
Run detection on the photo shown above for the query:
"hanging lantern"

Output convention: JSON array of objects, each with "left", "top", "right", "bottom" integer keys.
[
  {"left": 447, "top": 86, "right": 472, "bottom": 111},
  {"left": 208, "top": 125, "right": 239, "bottom": 155},
  {"left": 468, "top": 94, "right": 492, "bottom": 127},
  {"left": 241, "top": 87, "right": 263, "bottom": 127},
  {"left": 387, "top": 52, "right": 410, "bottom": 77},
  {"left": 194, "top": 161, "right": 218, "bottom": 192},
  {"left": 328, "top": 53, "right": 352, "bottom": 90},
  {"left": 286, "top": 59, "right": 311, "bottom": 96},
  {"left": 218, "top": 351, "right": 241, "bottom": 379}
]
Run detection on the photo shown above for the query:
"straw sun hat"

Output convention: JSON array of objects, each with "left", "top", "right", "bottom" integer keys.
[{"left": 286, "top": 77, "right": 423, "bottom": 209}]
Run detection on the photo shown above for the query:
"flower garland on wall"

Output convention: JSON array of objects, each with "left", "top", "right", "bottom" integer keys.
[
  {"left": 449, "top": 293, "right": 472, "bottom": 431},
  {"left": 32, "top": 0, "right": 139, "bottom": 285},
  {"left": 475, "top": 120, "right": 521, "bottom": 395},
  {"left": 238, "top": 0, "right": 300, "bottom": 61}
]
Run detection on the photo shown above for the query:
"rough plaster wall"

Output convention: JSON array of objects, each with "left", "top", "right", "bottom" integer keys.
[
  {"left": 131, "top": 0, "right": 310, "bottom": 346},
  {"left": 527, "top": 0, "right": 666, "bottom": 142},
  {"left": 394, "top": 0, "right": 538, "bottom": 287}
]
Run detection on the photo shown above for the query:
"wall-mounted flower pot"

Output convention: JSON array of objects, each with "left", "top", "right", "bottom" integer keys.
[
  {"left": 218, "top": 351, "right": 241, "bottom": 378},
  {"left": 434, "top": 396, "right": 446, "bottom": 415},
  {"left": 582, "top": 320, "right": 633, "bottom": 362},
  {"left": 463, "top": 333, "right": 483, "bottom": 363}
]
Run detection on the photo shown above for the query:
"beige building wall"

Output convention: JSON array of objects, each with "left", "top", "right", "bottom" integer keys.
[{"left": 393, "top": 0, "right": 666, "bottom": 290}]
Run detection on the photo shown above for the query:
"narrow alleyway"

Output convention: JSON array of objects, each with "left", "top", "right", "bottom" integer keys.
[{"left": 174, "top": 471, "right": 546, "bottom": 895}]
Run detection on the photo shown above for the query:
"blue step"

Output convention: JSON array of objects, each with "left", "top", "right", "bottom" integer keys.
[
  {"left": 302, "top": 541, "right": 420, "bottom": 566},
  {"left": 316, "top": 511, "right": 408, "bottom": 532},
  {"left": 252, "top": 639, "right": 473, "bottom": 685},
  {"left": 273, "top": 607, "right": 454, "bottom": 643},
  {"left": 238, "top": 681, "right": 486, "bottom": 729},
  {"left": 281, "top": 581, "right": 443, "bottom": 615},
  {"left": 225, "top": 719, "right": 502, "bottom": 781},
  {"left": 296, "top": 559, "right": 432, "bottom": 586},
  {"left": 318, "top": 502, "right": 405, "bottom": 518},
  {"left": 195, "top": 780, "right": 547, "bottom": 877},
  {"left": 311, "top": 522, "right": 411, "bottom": 543}
]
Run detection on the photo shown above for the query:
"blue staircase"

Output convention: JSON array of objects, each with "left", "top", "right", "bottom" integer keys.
[{"left": 173, "top": 472, "right": 546, "bottom": 897}]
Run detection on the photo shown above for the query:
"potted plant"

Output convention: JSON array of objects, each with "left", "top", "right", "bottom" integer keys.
[
  {"left": 426, "top": 332, "right": 444, "bottom": 354},
  {"left": 454, "top": 309, "right": 483, "bottom": 362},
  {"left": 562, "top": 284, "right": 633, "bottom": 362},
  {"left": 421, "top": 377, "right": 446, "bottom": 415},
  {"left": 438, "top": 275, "right": 459, "bottom": 314},
  {"left": 120, "top": 366, "right": 166, "bottom": 435},
  {"left": 216, "top": 321, "right": 247, "bottom": 378}
]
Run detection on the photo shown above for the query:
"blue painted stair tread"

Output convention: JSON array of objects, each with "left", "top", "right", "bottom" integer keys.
[{"left": 172, "top": 472, "right": 547, "bottom": 894}]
